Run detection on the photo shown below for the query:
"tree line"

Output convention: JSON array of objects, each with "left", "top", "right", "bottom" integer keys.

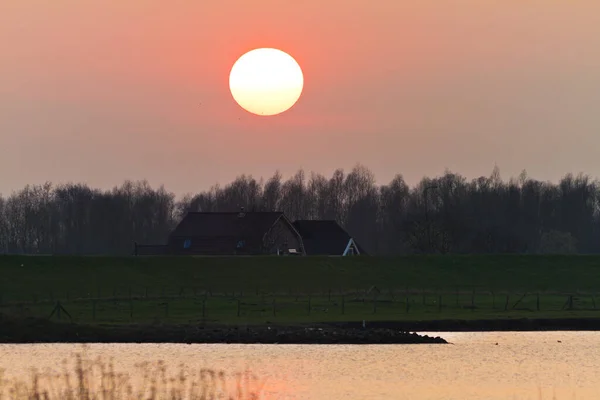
[{"left": 0, "top": 165, "right": 598, "bottom": 255}]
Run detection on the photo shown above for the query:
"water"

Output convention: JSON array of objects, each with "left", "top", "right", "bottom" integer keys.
[{"left": 1, "top": 332, "right": 599, "bottom": 399}]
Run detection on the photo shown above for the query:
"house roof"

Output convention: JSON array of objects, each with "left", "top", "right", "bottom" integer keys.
[
  {"left": 170, "top": 212, "right": 285, "bottom": 242},
  {"left": 292, "top": 220, "right": 367, "bottom": 255}
]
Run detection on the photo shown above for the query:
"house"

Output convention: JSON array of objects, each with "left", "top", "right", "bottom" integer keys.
[
  {"left": 292, "top": 220, "right": 366, "bottom": 256},
  {"left": 166, "top": 210, "right": 305, "bottom": 255},
  {"left": 133, "top": 211, "right": 368, "bottom": 256}
]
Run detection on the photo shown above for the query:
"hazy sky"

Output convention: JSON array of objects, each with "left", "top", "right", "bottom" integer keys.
[{"left": 2, "top": 1, "right": 600, "bottom": 196}]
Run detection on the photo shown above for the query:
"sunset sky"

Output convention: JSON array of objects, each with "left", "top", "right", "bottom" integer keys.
[{"left": 2, "top": 1, "right": 600, "bottom": 196}]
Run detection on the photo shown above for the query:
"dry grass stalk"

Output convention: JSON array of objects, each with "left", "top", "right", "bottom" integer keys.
[{"left": 0, "top": 351, "right": 265, "bottom": 400}]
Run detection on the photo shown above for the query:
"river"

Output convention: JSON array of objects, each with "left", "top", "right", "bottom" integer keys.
[{"left": 1, "top": 332, "right": 599, "bottom": 399}]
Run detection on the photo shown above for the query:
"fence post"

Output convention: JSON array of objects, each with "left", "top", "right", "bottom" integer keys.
[
  {"left": 569, "top": 295, "right": 574, "bottom": 310},
  {"left": 49, "top": 301, "right": 71, "bottom": 322},
  {"left": 504, "top": 295, "right": 509, "bottom": 311},
  {"left": 592, "top": 294, "right": 597, "bottom": 310}
]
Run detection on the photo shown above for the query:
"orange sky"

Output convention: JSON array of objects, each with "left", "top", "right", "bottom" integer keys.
[{"left": 2, "top": 1, "right": 600, "bottom": 195}]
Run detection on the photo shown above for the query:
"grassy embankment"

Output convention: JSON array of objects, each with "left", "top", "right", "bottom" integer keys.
[{"left": 1, "top": 255, "right": 600, "bottom": 326}]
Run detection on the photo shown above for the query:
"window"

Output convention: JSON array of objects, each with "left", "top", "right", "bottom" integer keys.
[{"left": 183, "top": 239, "right": 191, "bottom": 249}]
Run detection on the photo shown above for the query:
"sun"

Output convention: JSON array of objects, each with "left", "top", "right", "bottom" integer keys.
[{"left": 229, "top": 48, "right": 304, "bottom": 116}]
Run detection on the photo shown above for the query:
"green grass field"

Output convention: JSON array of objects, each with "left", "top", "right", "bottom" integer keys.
[{"left": 1, "top": 254, "right": 600, "bottom": 325}]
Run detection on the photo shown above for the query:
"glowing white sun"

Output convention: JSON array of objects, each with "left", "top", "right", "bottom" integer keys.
[{"left": 229, "top": 48, "right": 304, "bottom": 116}]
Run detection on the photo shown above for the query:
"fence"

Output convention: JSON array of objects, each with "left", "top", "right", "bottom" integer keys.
[{"left": 0, "top": 287, "right": 598, "bottom": 324}]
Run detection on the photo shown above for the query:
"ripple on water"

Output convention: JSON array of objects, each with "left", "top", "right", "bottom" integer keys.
[{"left": 1, "top": 332, "right": 600, "bottom": 399}]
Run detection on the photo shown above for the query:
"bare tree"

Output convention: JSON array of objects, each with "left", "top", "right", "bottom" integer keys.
[{"left": 3, "top": 165, "right": 600, "bottom": 255}]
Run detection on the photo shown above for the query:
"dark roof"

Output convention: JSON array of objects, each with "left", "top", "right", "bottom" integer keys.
[
  {"left": 292, "top": 220, "right": 367, "bottom": 255},
  {"left": 170, "top": 211, "right": 284, "bottom": 240}
]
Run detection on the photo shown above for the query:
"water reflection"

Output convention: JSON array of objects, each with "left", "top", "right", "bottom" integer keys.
[{"left": 1, "top": 332, "right": 599, "bottom": 399}]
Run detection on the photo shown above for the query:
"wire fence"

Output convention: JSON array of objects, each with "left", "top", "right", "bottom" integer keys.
[{"left": 1, "top": 286, "right": 599, "bottom": 324}]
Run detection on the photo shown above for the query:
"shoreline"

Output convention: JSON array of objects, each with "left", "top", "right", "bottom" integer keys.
[
  {"left": 326, "top": 317, "right": 600, "bottom": 332},
  {"left": 3, "top": 315, "right": 600, "bottom": 344}
]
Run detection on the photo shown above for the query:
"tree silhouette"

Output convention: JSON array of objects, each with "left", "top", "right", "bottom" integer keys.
[{"left": 1, "top": 166, "right": 599, "bottom": 255}]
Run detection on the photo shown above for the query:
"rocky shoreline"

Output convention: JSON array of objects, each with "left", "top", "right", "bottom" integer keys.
[
  {"left": 4, "top": 315, "right": 599, "bottom": 344},
  {"left": 0, "top": 316, "right": 446, "bottom": 344}
]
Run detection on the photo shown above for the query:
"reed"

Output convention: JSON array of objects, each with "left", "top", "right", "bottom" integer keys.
[{"left": 0, "top": 351, "right": 265, "bottom": 400}]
